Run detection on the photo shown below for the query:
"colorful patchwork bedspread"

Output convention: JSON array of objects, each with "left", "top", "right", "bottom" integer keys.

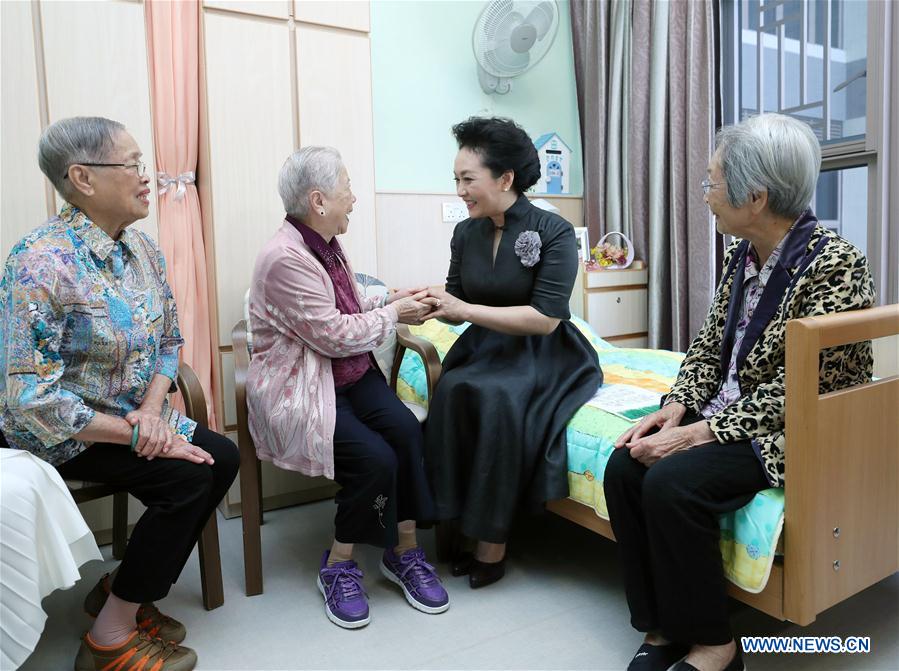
[{"left": 396, "top": 317, "right": 785, "bottom": 594}]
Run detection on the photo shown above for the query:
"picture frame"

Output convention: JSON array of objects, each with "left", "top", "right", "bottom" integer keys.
[{"left": 573, "top": 226, "right": 590, "bottom": 263}]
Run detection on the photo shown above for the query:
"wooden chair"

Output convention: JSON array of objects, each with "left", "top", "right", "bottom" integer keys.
[
  {"left": 66, "top": 362, "right": 225, "bottom": 610},
  {"left": 232, "top": 315, "right": 441, "bottom": 596}
]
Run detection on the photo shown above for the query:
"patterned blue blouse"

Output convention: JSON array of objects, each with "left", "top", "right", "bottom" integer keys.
[{"left": 0, "top": 204, "right": 196, "bottom": 466}]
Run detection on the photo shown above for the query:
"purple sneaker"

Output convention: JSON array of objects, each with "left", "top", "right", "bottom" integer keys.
[
  {"left": 317, "top": 551, "right": 370, "bottom": 629},
  {"left": 380, "top": 547, "right": 450, "bottom": 614}
]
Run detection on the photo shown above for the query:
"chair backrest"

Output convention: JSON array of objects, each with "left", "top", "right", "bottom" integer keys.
[
  {"left": 231, "top": 318, "right": 254, "bottom": 458},
  {"left": 176, "top": 362, "right": 208, "bottom": 428},
  {"left": 242, "top": 289, "right": 254, "bottom": 354}
]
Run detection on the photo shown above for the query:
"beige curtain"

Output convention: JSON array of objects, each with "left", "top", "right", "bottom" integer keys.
[
  {"left": 570, "top": 0, "right": 610, "bottom": 246},
  {"left": 605, "top": 0, "right": 631, "bottom": 238},
  {"left": 571, "top": 0, "right": 718, "bottom": 351},
  {"left": 659, "top": 0, "right": 717, "bottom": 350},
  {"left": 570, "top": 0, "right": 632, "bottom": 242}
]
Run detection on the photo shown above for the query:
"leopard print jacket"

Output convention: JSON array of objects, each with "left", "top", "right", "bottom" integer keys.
[{"left": 665, "top": 212, "right": 875, "bottom": 487}]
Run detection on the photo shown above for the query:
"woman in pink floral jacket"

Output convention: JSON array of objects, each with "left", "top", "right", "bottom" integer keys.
[{"left": 247, "top": 147, "right": 449, "bottom": 629}]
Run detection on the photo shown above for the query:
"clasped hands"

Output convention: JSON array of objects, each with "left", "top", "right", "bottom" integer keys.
[
  {"left": 613, "top": 401, "right": 716, "bottom": 466},
  {"left": 386, "top": 285, "right": 467, "bottom": 326},
  {"left": 126, "top": 406, "right": 214, "bottom": 465}
]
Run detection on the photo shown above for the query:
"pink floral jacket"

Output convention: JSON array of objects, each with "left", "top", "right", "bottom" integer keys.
[{"left": 246, "top": 222, "right": 398, "bottom": 478}]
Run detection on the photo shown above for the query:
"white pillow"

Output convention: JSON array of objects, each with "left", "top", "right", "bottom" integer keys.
[{"left": 356, "top": 279, "right": 396, "bottom": 378}]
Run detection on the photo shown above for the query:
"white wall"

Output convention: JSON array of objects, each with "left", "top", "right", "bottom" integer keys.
[
  {"left": 0, "top": 1, "right": 47, "bottom": 259},
  {"left": 0, "top": 0, "right": 159, "bottom": 260},
  {"left": 375, "top": 193, "right": 583, "bottom": 289}
]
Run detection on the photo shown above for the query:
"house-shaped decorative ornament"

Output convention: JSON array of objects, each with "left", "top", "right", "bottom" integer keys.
[{"left": 533, "top": 132, "right": 571, "bottom": 195}]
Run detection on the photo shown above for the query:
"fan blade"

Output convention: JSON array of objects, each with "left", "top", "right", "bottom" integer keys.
[
  {"left": 524, "top": 1, "right": 555, "bottom": 39},
  {"left": 494, "top": 9, "right": 524, "bottom": 41},
  {"left": 483, "top": 0, "right": 514, "bottom": 38},
  {"left": 486, "top": 42, "right": 531, "bottom": 72}
]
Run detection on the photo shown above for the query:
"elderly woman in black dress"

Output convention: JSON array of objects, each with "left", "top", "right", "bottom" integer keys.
[{"left": 424, "top": 117, "right": 603, "bottom": 588}]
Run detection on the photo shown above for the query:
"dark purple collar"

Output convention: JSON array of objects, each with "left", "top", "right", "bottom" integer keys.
[
  {"left": 285, "top": 214, "right": 345, "bottom": 272},
  {"left": 718, "top": 208, "right": 827, "bottom": 376}
]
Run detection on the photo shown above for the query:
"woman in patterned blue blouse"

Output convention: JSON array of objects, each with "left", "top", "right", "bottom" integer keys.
[{"left": 0, "top": 117, "right": 238, "bottom": 671}]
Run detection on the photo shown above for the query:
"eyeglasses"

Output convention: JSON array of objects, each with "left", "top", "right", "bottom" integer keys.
[
  {"left": 701, "top": 178, "right": 725, "bottom": 195},
  {"left": 63, "top": 160, "right": 147, "bottom": 179}
]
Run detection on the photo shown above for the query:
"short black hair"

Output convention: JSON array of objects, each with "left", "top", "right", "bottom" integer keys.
[{"left": 451, "top": 117, "right": 541, "bottom": 194}]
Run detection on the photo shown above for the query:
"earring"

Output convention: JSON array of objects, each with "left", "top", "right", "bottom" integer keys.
[{"left": 320, "top": 210, "right": 325, "bottom": 216}]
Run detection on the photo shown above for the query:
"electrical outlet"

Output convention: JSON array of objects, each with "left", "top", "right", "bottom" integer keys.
[{"left": 442, "top": 202, "right": 468, "bottom": 223}]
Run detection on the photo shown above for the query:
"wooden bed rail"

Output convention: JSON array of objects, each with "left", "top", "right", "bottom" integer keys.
[
  {"left": 784, "top": 304, "right": 899, "bottom": 625},
  {"left": 788, "top": 303, "right": 899, "bottom": 348}
]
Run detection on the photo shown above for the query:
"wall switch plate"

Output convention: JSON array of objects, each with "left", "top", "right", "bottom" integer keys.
[{"left": 442, "top": 202, "right": 468, "bottom": 223}]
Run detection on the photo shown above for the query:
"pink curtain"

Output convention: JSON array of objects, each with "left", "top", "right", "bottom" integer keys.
[{"left": 145, "top": 0, "right": 217, "bottom": 429}]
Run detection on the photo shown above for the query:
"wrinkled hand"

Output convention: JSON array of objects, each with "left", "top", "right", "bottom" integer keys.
[
  {"left": 126, "top": 409, "right": 175, "bottom": 460},
  {"left": 393, "top": 290, "right": 439, "bottom": 325},
  {"left": 386, "top": 286, "right": 427, "bottom": 305},
  {"left": 425, "top": 286, "right": 468, "bottom": 323},
  {"left": 614, "top": 401, "right": 687, "bottom": 449},
  {"left": 158, "top": 435, "right": 215, "bottom": 465},
  {"left": 625, "top": 425, "right": 696, "bottom": 466}
]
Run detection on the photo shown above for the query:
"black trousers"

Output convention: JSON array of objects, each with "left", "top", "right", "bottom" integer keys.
[
  {"left": 332, "top": 368, "right": 435, "bottom": 548},
  {"left": 603, "top": 413, "right": 770, "bottom": 646},
  {"left": 55, "top": 425, "right": 239, "bottom": 604}
]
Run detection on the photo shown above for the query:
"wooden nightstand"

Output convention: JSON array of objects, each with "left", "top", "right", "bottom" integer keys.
[{"left": 569, "top": 264, "right": 648, "bottom": 348}]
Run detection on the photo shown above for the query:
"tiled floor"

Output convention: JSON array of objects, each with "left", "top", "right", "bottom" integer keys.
[{"left": 21, "top": 499, "right": 899, "bottom": 670}]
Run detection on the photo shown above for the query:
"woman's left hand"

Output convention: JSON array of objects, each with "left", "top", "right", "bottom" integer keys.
[
  {"left": 159, "top": 435, "right": 214, "bottom": 465},
  {"left": 425, "top": 286, "right": 469, "bottom": 323},
  {"left": 626, "top": 421, "right": 715, "bottom": 467},
  {"left": 126, "top": 408, "right": 175, "bottom": 460}
]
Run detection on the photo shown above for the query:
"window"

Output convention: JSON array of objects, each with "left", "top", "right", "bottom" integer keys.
[
  {"left": 730, "top": 0, "right": 867, "bottom": 144},
  {"left": 721, "top": 0, "right": 878, "bottom": 262},
  {"left": 813, "top": 165, "right": 868, "bottom": 252}
]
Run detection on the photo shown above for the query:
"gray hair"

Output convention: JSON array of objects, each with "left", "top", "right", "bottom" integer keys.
[
  {"left": 278, "top": 146, "right": 344, "bottom": 218},
  {"left": 715, "top": 113, "right": 821, "bottom": 220},
  {"left": 37, "top": 116, "right": 126, "bottom": 197}
]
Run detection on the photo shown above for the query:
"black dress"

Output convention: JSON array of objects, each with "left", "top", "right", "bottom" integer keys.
[{"left": 423, "top": 195, "right": 603, "bottom": 543}]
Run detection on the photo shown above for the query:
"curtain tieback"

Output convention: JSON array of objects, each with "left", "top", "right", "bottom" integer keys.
[{"left": 157, "top": 171, "right": 196, "bottom": 201}]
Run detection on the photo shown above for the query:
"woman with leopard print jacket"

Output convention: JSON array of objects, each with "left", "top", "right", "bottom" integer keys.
[{"left": 605, "top": 113, "right": 874, "bottom": 671}]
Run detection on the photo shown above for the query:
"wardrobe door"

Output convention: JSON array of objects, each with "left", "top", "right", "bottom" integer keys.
[
  {"left": 294, "top": 0, "right": 369, "bottom": 32},
  {"left": 296, "top": 24, "right": 377, "bottom": 274},
  {"left": 204, "top": 11, "right": 293, "bottom": 345},
  {"left": 0, "top": 0, "right": 46, "bottom": 257},
  {"left": 41, "top": 0, "right": 157, "bottom": 238}
]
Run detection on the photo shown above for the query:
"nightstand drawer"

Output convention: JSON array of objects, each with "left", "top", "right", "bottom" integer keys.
[
  {"left": 586, "top": 288, "right": 647, "bottom": 337},
  {"left": 585, "top": 267, "right": 648, "bottom": 289}
]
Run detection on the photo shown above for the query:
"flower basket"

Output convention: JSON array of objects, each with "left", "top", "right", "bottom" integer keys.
[{"left": 587, "top": 231, "right": 634, "bottom": 270}]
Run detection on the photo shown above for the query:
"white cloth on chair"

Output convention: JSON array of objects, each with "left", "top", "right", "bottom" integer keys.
[{"left": 0, "top": 448, "right": 101, "bottom": 670}]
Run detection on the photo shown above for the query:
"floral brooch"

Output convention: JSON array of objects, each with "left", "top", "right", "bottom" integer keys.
[{"left": 514, "top": 230, "right": 541, "bottom": 267}]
